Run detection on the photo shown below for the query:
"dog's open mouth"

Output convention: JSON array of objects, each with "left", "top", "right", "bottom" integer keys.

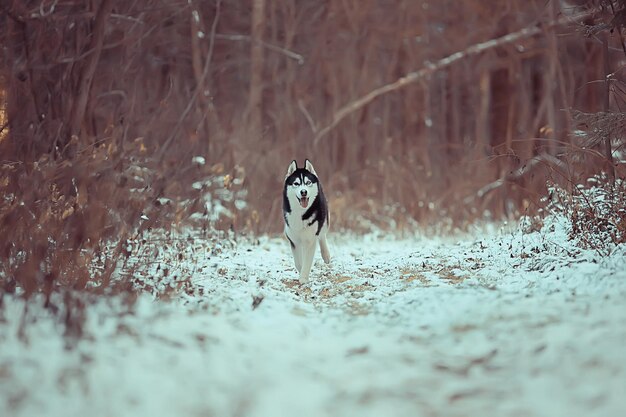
[{"left": 298, "top": 197, "right": 309, "bottom": 208}]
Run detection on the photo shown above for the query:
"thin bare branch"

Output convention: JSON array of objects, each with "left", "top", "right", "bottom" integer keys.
[
  {"left": 297, "top": 99, "right": 317, "bottom": 133},
  {"left": 214, "top": 33, "right": 304, "bottom": 63},
  {"left": 313, "top": 10, "right": 598, "bottom": 145},
  {"left": 465, "top": 153, "right": 568, "bottom": 203},
  {"left": 571, "top": 110, "right": 626, "bottom": 148}
]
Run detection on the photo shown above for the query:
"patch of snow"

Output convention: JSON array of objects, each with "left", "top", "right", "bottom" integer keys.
[
  {"left": 234, "top": 199, "right": 247, "bottom": 210},
  {"left": 1, "top": 219, "right": 626, "bottom": 417},
  {"left": 192, "top": 156, "right": 206, "bottom": 166}
]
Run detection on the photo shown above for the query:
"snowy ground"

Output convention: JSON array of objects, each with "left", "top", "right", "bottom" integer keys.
[{"left": 1, "top": 216, "right": 626, "bottom": 417}]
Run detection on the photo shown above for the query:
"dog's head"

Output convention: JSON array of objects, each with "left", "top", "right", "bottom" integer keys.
[{"left": 284, "top": 159, "right": 320, "bottom": 210}]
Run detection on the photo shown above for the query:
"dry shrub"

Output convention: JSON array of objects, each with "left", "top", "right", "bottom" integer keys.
[
  {"left": 0, "top": 130, "right": 246, "bottom": 340},
  {"left": 543, "top": 175, "right": 626, "bottom": 252}
]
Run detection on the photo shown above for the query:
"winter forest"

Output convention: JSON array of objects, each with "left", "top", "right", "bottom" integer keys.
[{"left": 1, "top": 0, "right": 626, "bottom": 416}]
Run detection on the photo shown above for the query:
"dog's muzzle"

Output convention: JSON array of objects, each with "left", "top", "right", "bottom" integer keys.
[{"left": 298, "top": 190, "right": 309, "bottom": 208}]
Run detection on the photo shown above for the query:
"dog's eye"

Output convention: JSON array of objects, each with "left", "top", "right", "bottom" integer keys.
[
  {"left": 305, "top": 180, "right": 311, "bottom": 186},
  {"left": 293, "top": 182, "right": 300, "bottom": 187}
]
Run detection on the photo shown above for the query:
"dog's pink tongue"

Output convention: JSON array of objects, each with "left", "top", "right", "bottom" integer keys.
[{"left": 300, "top": 197, "right": 308, "bottom": 208}]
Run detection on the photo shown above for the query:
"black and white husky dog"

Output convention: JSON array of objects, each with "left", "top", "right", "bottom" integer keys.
[{"left": 283, "top": 159, "right": 330, "bottom": 283}]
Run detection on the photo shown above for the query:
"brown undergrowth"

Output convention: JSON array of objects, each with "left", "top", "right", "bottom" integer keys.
[{"left": 0, "top": 137, "right": 246, "bottom": 340}]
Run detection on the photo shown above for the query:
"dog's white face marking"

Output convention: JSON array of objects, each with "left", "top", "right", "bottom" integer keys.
[
  {"left": 290, "top": 174, "right": 319, "bottom": 209},
  {"left": 285, "top": 160, "right": 320, "bottom": 212}
]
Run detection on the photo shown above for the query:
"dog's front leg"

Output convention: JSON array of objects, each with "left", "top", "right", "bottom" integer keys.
[
  {"left": 319, "top": 235, "right": 331, "bottom": 264},
  {"left": 299, "top": 240, "right": 317, "bottom": 283},
  {"left": 291, "top": 242, "right": 302, "bottom": 273}
]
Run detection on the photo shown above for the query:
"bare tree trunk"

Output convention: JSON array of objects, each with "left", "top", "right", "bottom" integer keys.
[
  {"left": 67, "top": 0, "right": 114, "bottom": 144},
  {"left": 544, "top": 0, "right": 560, "bottom": 155},
  {"left": 248, "top": 0, "right": 265, "bottom": 133},
  {"left": 603, "top": 33, "right": 615, "bottom": 189},
  {"left": 476, "top": 70, "right": 491, "bottom": 155},
  {"left": 190, "top": 3, "right": 209, "bottom": 147},
  {"left": 190, "top": 2, "right": 221, "bottom": 157}
]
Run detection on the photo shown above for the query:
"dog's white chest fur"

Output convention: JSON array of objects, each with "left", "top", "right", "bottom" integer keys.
[{"left": 284, "top": 202, "right": 317, "bottom": 235}]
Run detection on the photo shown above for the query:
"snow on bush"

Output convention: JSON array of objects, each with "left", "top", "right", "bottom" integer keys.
[{"left": 538, "top": 174, "right": 626, "bottom": 253}]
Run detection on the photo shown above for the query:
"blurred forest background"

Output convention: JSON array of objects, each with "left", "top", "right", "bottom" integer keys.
[{"left": 1, "top": 0, "right": 625, "bottom": 297}]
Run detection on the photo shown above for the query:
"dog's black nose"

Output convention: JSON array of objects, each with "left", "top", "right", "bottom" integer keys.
[{"left": 300, "top": 189, "right": 307, "bottom": 197}]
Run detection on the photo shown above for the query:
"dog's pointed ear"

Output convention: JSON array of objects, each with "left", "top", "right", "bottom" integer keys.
[
  {"left": 304, "top": 159, "right": 317, "bottom": 175},
  {"left": 286, "top": 160, "right": 297, "bottom": 178}
]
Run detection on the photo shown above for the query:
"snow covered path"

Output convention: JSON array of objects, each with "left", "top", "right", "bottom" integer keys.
[{"left": 2, "top": 221, "right": 626, "bottom": 417}]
